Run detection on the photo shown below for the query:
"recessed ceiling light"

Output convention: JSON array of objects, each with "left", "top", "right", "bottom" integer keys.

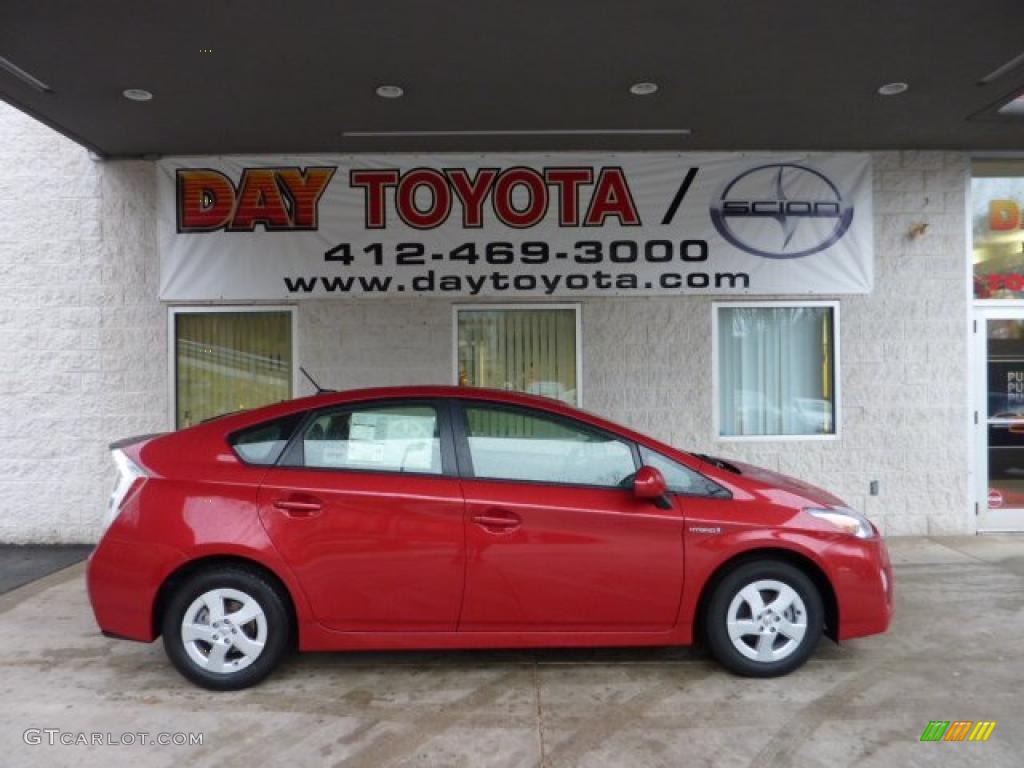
[
  {"left": 375, "top": 85, "right": 404, "bottom": 99},
  {"left": 629, "top": 82, "right": 659, "bottom": 96},
  {"left": 122, "top": 88, "right": 153, "bottom": 102},
  {"left": 877, "top": 82, "right": 909, "bottom": 96}
]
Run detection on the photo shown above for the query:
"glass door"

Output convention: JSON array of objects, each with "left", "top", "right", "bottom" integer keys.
[{"left": 978, "top": 310, "right": 1024, "bottom": 531}]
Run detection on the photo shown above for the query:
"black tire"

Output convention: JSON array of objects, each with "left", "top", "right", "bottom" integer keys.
[
  {"left": 161, "top": 565, "right": 291, "bottom": 691},
  {"left": 704, "top": 560, "right": 823, "bottom": 677}
]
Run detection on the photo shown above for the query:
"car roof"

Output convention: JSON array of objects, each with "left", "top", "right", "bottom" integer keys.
[
  {"left": 201, "top": 385, "right": 645, "bottom": 444},
  {"left": 279, "top": 385, "right": 587, "bottom": 417}
]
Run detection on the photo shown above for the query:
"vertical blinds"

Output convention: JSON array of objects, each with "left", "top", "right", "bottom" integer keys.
[
  {"left": 457, "top": 308, "right": 578, "bottom": 406},
  {"left": 718, "top": 306, "right": 835, "bottom": 436},
  {"left": 175, "top": 311, "right": 292, "bottom": 428}
]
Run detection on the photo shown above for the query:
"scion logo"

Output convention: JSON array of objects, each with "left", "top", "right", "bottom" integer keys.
[{"left": 710, "top": 163, "right": 854, "bottom": 259}]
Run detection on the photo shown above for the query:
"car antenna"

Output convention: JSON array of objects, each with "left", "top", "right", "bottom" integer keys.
[{"left": 299, "top": 366, "right": 334, "bottom": 394}]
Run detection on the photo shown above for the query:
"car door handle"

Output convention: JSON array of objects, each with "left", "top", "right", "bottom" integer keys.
[
  {"left": 472, "top": 512, "right": 521, "bottom": 531},
  {"left": 273, "top": 499, "right": 323, "bottom": 517}
]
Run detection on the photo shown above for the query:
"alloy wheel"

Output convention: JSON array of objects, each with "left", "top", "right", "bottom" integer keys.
[
  {"left": 180, "top": 588, "right": 268, "bottom": 674},
  {"left": 725, "top": 579, "right": 808, "bottom": 663}
]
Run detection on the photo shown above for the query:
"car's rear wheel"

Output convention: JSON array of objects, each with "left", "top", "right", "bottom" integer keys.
[
  {"left": 705, "top": 560, "right": 823, "bottom": 677},
  {"left": 161, "top": 565, "right": 291, "bottom": 690}
]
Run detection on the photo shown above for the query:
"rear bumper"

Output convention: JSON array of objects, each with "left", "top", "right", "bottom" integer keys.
[
  {"left": 827, "top": 536, "right": 894, "bottom": 641},
  {"left": 86, "top": 534, "right": 184, "bottom": 642}
]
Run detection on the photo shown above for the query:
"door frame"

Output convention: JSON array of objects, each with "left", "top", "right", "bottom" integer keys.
[{"left": 972, "top": 306, "right": 1024, "bottom": 532}]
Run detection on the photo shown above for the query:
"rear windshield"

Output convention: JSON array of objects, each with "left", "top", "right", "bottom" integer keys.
[{"left": 229, "top": 413, "right": 305, "bottom": 465}]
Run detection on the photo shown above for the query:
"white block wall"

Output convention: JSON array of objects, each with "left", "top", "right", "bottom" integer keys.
[
  {"left": 0, "top": 103, "right": 165, "bottom": 543},
  {"left": 0, "top": 102, "right": 970, "bottom": 541}
]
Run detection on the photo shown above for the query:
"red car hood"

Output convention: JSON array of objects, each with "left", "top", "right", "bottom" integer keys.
[{"left": 698, "top": 455, "right": 847, "bottom": 508}]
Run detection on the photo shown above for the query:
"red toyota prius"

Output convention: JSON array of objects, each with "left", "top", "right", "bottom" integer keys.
[{"left": 87, "top": 386, "right": 893, "bottom": 690}]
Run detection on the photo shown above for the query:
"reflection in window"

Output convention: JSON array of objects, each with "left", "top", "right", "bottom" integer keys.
[
  {"left": 986, "top": 318, "right": 1024, "bottom": 510},
  {"left": 175, "top": 311, "right": 292, "bottom": 428},
  {"left": 301, "top": 405, "right": 441, "bottom": 474},
  {"left": 717, "top": 305, "right": 837, "bottom": 437},
  {"left": 465, "top": 405, "right": 635, "bottom": 487},
  {"left": 973, "top": 161, "right": 1024, "bottom": 300},
  {"left": 457, "top": 308, "right": 578, "bottom": 405}
]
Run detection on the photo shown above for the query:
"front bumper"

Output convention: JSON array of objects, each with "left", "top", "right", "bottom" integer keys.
[{"left": 825, "top": 535, "right": 894, "bottom": 641}]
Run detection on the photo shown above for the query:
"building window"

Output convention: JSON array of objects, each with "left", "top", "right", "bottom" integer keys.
[
  {"left": 972, "top": 159, "right": 1024, "bottom": 300},
  {"left": 714, "top": 302, "right": 839, "bottom": 439},
  {"left": 172, "top": 307, "right": 295, "bottom": 428},
  {"left": 455, "top": 305, "right": 581, "bottom": 406}
]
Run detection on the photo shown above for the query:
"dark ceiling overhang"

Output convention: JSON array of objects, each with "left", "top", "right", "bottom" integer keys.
[{"left": 2, "top": 1, "right": 1024, "bottom": 158}]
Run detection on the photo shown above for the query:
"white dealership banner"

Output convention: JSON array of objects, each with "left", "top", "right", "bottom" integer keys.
[{"left": 157, "top": 153, "right": 873, "bottom": 300}]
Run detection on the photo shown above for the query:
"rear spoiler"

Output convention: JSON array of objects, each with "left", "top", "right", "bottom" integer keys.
[{"left": 108, "top": 433, "right": 165, "bottom": 451}]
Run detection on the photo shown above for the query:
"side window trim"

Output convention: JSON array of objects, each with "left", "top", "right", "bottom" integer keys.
[
  {"left": 277, "top": 408, "right": 315, "bottom": 467},
  {"left": 450, "top": 398, "right": 474, "bottom": 478},
  {"left": 275, "top": 398, "right": 458, "bottom": 477},
  {"left": 438, "top": 399, "right": 460, "bottom": 478},
  {"left": 451, "top": 398, "right": 640, "bottom": 487}
]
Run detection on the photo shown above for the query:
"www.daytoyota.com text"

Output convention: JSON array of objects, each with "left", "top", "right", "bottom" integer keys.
[{"left": 283, "top": 239, "right": 750, "bottom": 296}]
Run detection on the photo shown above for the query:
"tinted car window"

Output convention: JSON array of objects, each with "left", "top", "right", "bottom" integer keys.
[
  {"left": 464, "top": 405, "right": 635, "bottom": 487},
  {"left": 298, "top": 404, "right": 442, "bottom": 474},
  {"left": 229, "top": 412, "right": 305, "bottom": 465},
  {"left": 639, "top": 445, "right": 729, "bottom": 497}
]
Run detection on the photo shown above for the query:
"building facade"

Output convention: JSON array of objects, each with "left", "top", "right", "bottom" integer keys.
[{"left": 0, "top": 102, "right": 974, "bottom": 543}]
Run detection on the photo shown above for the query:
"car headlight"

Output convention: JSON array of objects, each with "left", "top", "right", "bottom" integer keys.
[{"left": 806, "top": 507, "right": 875, "bottom": 539}]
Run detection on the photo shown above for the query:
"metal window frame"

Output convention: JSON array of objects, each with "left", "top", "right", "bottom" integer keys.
[
  {"left": 167, "top": 304, "right": 299, "bottom": 430},
  {"left": 711, "top": 300, "right": 842, "bottom": 442},
  {"left": 966, "top": 155, "right": 1024, "bottom": 534}
]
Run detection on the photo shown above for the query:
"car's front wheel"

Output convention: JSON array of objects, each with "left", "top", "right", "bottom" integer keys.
[
  {"left": 161, "top": 565, "right": 291, "bottom": 690},
  {"left": 705, "top": 560, "right": 823, "bottom": 677}
]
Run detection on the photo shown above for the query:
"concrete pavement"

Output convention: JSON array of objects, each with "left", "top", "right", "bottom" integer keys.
[{"left": 0, "top": 536, "right": 1022, "bottom": 767}]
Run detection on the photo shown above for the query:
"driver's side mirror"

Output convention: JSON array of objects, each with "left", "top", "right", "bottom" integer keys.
[{"left": 633, "top": 466, "right": 673, "bottom": 510}]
